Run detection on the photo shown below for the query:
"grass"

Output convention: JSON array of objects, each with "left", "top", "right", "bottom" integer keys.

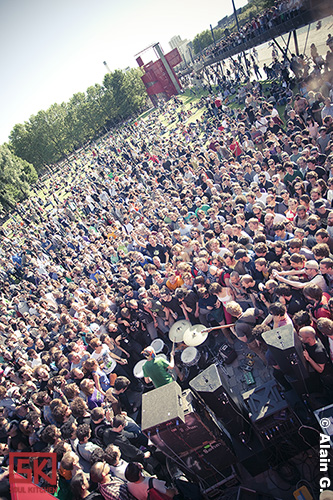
[{"left": 3, "top": 77, "right": 291, "bottom": 234}]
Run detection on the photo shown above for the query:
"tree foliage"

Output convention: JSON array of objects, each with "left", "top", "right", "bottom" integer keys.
[
  {"left": 8, "top": 68, "right": 146, "bottom": 173},
  {"left": 0, "top": 145, "right": 37, "bottom": 211},
  {"left": 193, "top": 30, "right": 214, "bottom": 54}
]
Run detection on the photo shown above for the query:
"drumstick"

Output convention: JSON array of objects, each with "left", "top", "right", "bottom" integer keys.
[
  {"left": 201, "top": 324, "right": 235, "bottom": 333},
  {"left": 171, "top": 341, "right": 175, "bottom": 355}
]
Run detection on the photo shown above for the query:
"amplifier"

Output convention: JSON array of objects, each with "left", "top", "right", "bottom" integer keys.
[{"left": 242, "top": 380, "right": 300, "bottom": 444}]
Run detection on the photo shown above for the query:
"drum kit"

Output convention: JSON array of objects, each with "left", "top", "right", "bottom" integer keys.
[
  {"left": 133, "top": 320, "right": 214, "bottom": 383},
  {"left": 133, "top": 354, "right": 167, "bottom": 379}
]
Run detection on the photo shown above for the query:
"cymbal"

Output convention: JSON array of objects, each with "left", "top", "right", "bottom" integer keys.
[
  {"left": 183, "top": 324, "right": 208, "bottom": 347},
  {"left": 169, "top": 320, "right": 191, "bottom": 343}
]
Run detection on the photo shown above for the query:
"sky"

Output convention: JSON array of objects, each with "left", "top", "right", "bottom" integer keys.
[{"left": 0, "top": 0, "right": 248, "bottom": 145}]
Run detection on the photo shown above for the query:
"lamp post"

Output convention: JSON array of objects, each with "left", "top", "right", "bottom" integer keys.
[
  {"left": 103, "top": 61, "right": 112, "bottom": 73},
  {"left": 231, "top": 0, "right": 250, "bottom": 77}
]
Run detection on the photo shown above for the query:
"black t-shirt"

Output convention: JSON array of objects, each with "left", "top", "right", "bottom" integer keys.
[
  {"left": 102, "top": 430, "right": 144, "bottom": 463},
  {"left": 317, "top": 209, "right": 329, "bottom": 228},
  {"left": 235, "top": 308, "right": 260, "bottom": 343},
  {"left": 146, "top": 243, "right": 167, "bottom": 263},
  {"left": 305, "top": 341, "right": 329, "bottom": 369},
  {"left": 304, "top": 340, "right": 333, "bottom": 388},
  {"left": 285, "top": 291, "right": 308, "bottom": 316},
  {"left": 160, "top": 296, "right": 183, "bottom": 318},
  {"left": 314, "top": 166, "right": 326, "bottom": 179},
  {"left": 184, "top": 290, "right": 199, "bottom": 314}
]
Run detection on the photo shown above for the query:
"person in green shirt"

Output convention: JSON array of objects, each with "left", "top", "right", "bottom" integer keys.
[
  {"left": 142, "top": 346, "right": 175, "bottom": 389},
  {"left": 283, "top": 162, "right": 303, "bottom": 194}
]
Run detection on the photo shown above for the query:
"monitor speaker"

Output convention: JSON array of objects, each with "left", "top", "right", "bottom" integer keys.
[
  {"left": 190, "top": 363, "right": 250, "bottom": 435},
  {"left": 141, "top": 382, "right": 237, "bottom": 480},
  {"left": 262, "top": 324, "right": 309, "bottom": 394}
]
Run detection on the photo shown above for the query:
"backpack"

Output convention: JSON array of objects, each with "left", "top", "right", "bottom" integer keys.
[
  {"left": 91, "top": 422, "right": 108, "bottom": 448},
  {"left": 147, "top": 478, "right": 172, "bottom": 500}
]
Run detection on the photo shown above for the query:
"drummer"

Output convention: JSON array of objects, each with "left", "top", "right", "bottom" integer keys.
[{"left": 142, "top": 346, "right": 175, "bottom": 389}]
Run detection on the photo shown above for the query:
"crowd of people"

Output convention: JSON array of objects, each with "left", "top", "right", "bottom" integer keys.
[
  {"left": 0, "top": 26, "right": 333, "bottom": 500},
  {"left": 204, "top": 0, "right": 307, "bottom": 62}
]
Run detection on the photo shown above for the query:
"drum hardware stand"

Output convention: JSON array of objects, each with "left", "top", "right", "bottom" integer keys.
[{"left": 206, "top": 346, "right": 231, "bottom": 378}]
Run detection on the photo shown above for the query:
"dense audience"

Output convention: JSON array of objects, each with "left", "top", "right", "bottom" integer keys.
[
  {"left": 0, "top": 24, "right": 333, "bottom": 500},
  {"left": 203, "top": 0, "right": 307, "bottom": 61}
]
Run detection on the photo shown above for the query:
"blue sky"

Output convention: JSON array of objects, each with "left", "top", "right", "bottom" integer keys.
[{"left": 0, "top": 0, "right": 247, "bottom": 144}]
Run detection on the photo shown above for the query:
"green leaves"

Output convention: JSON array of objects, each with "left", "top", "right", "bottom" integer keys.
[
  {"left": 0, "top": 144, "right": 37, "bottom": 210},
  {"left": 8, "top": 68, "right": 147, "bottom": 174},
  {"left": 193, "top": 30, "right": 214, "bottom": 54},
  {"left": 103, "top": 68, "right": 146, "bottom": 121}
]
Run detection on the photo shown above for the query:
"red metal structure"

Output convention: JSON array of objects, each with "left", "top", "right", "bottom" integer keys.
[{"left": 136, "top": 43, "right": 182, "bottom": 106}]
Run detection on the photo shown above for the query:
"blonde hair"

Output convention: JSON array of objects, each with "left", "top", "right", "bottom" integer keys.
[{"left": 225, "top": 301, "right": 242, "bottom": 317}]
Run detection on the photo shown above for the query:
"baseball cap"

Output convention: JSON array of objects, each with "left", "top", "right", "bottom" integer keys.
[
  {"left": 142, "top": 346, "right": 155, "bottom": 358},
  {"left": 305, "top": 260, "right": 319, "bottom": 270}
]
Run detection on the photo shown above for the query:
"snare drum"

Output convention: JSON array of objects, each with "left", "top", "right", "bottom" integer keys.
[{"left": 181, "top": 347, "right": 201, "bottom": 367}]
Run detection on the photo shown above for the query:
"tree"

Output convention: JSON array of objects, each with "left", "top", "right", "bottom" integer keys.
[
  {"left": 123, "top": 68, "right": 147, "bottom": 115},
  {"left": 66, "top": 92, "right": 92, "bottom": 148},
  {"left": 8, "top": 67, "right": 147, "bottom": 174},
  {"left": 0, "top": 145, "right": 37, "bottom": 211},
  {"left": 193, "top": 30, "right": 213, "bottom": 54},
  {"left": 103, "top": 68, "right": 146, "bottom": 120}
]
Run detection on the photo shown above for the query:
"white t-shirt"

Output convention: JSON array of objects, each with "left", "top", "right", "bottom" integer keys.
[
  {"left": 31, "top": 356, "right": 42, "bottom": 368},
  {"left": 273, "top": 213, "right": 287, "bottom": 224},
  {"left": 212, "top": 248, "right": 230, "bottom": 258},
  {"left": 310, "top": 274, "right": 328, "bottom": 293},
  {"left": 109, "top": 459, "right": 129, "bottom": 481},
  {"left": 91, "top": 344, "right": 116, "bottom": 374}
]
